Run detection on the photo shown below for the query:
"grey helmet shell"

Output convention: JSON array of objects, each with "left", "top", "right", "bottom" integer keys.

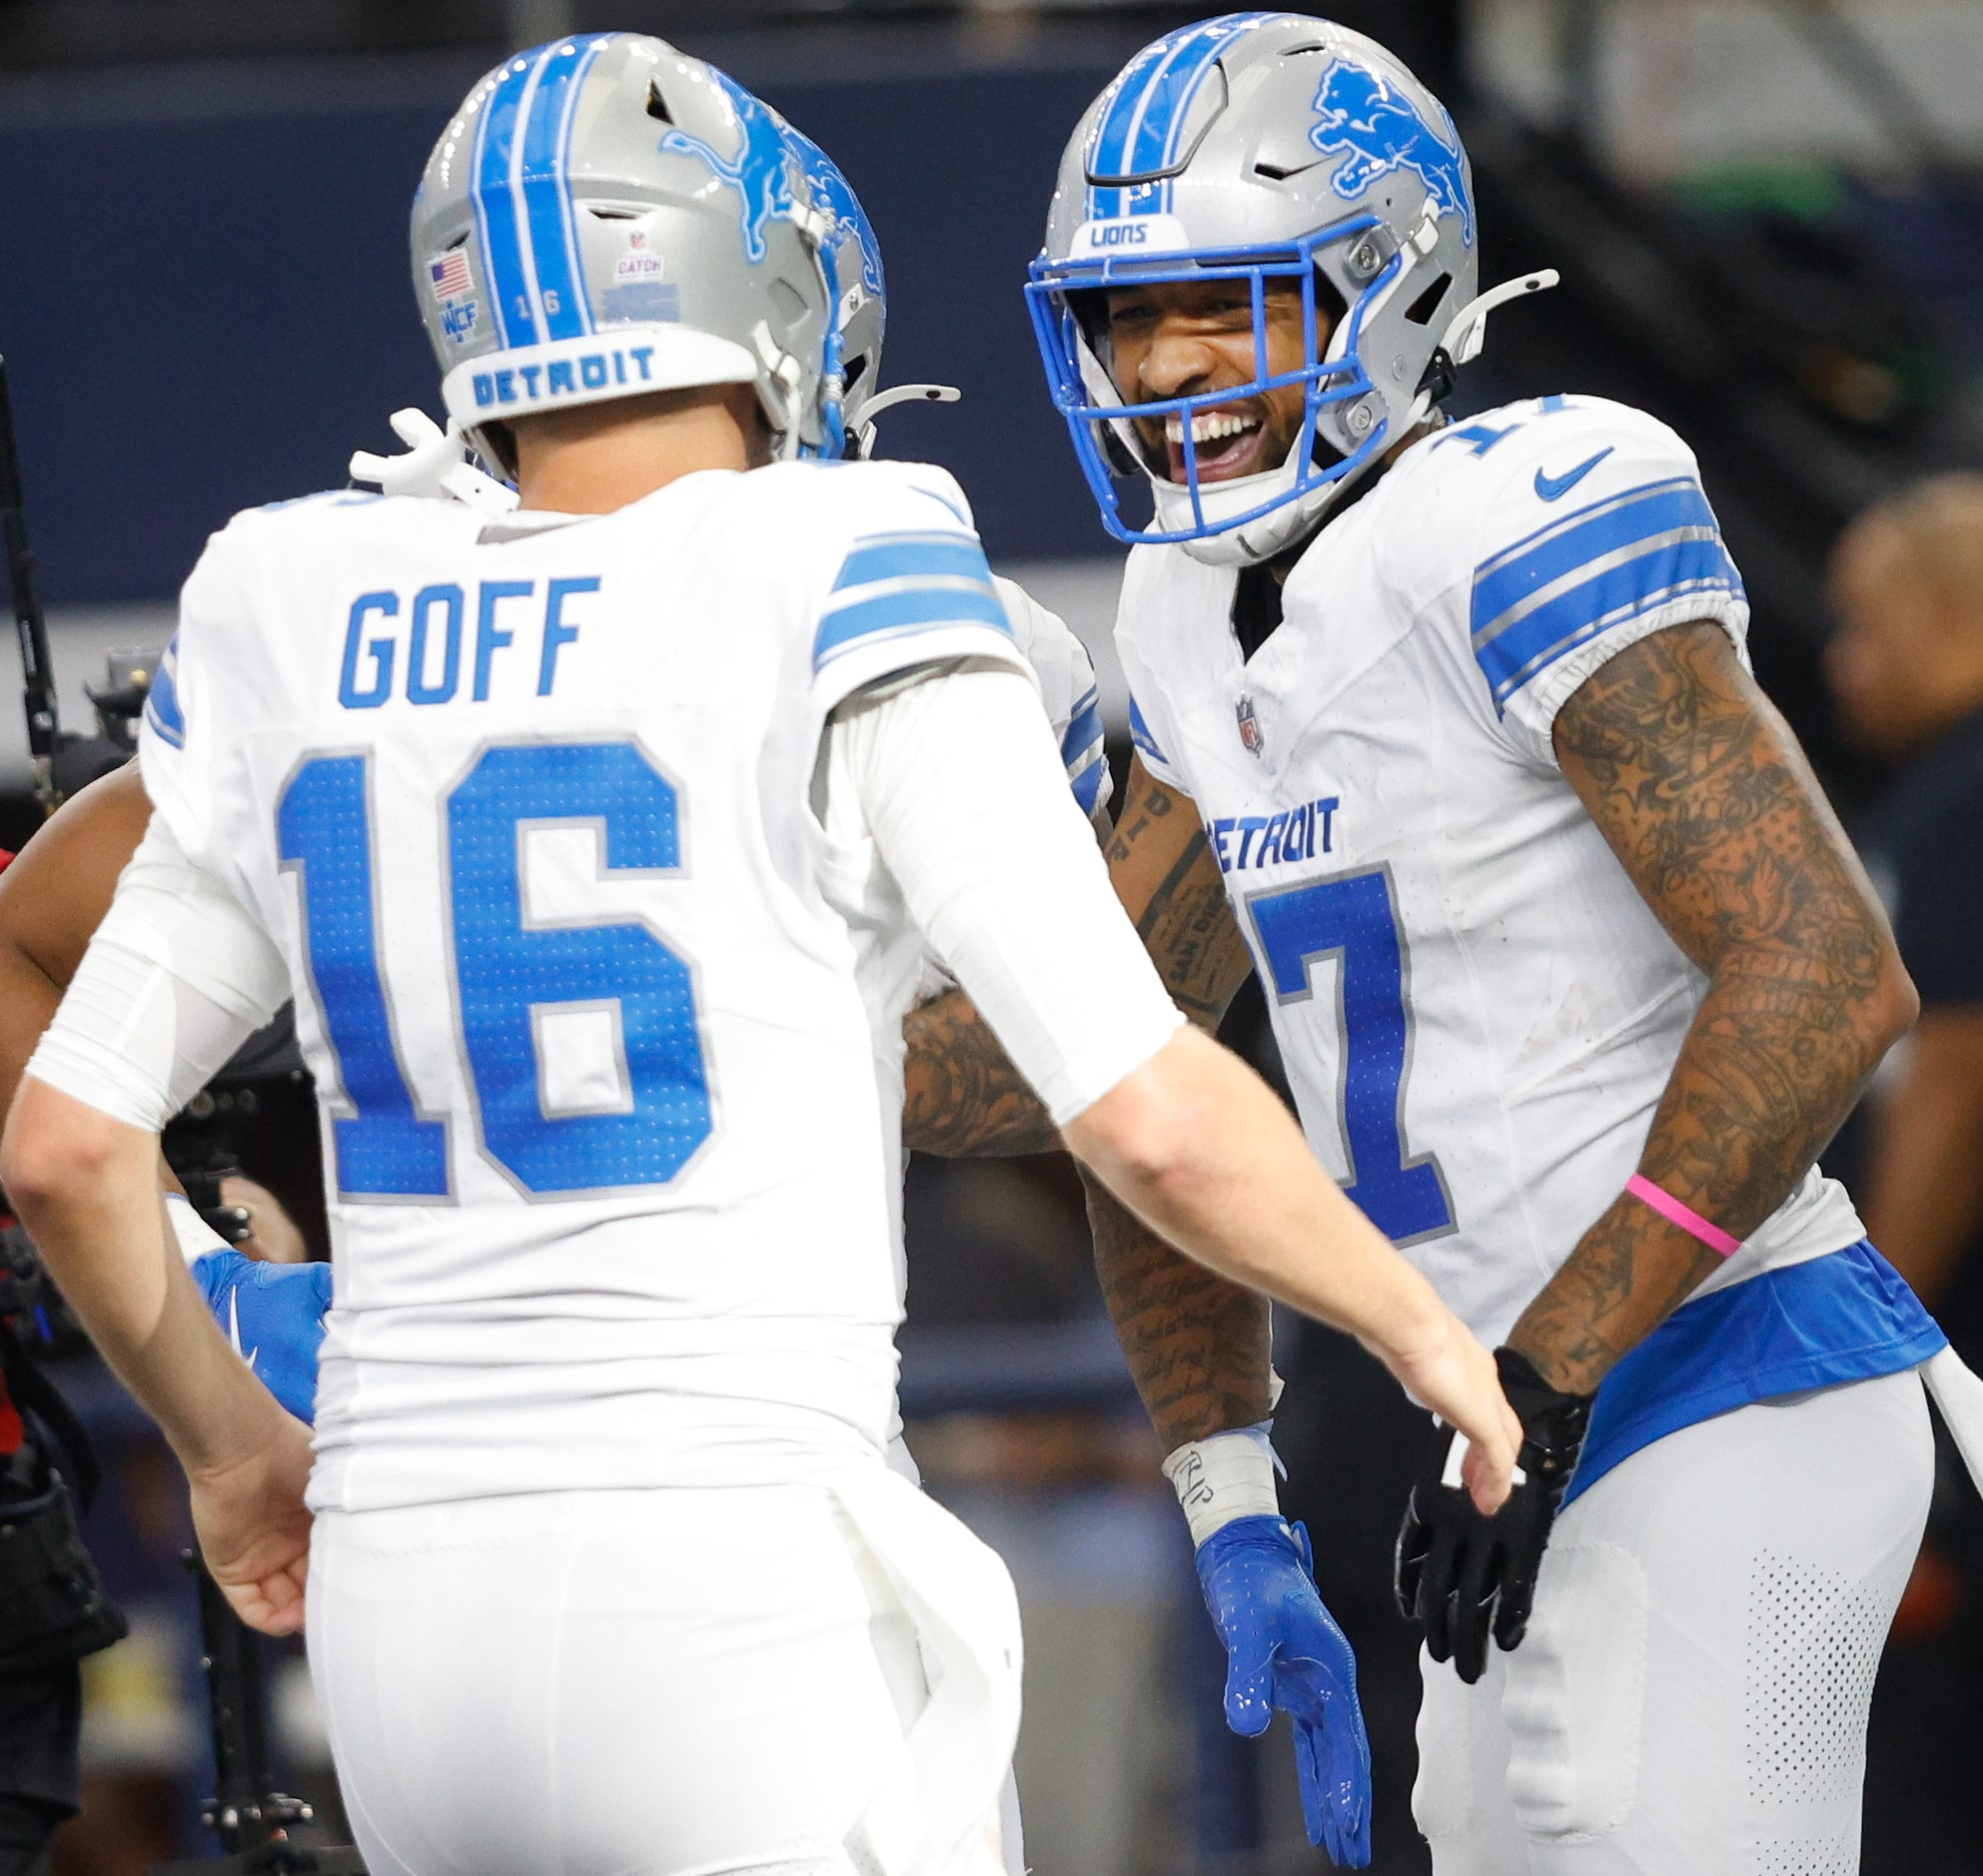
[
  {"left": 412, "top": 34, "right": 838, "bottom": 461},
  {"left": 1036, "top": 12, "right": 1479, "bottom": 565}
]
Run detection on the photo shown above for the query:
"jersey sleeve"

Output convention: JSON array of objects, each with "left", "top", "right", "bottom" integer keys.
[
  {"left": 992, "top": 576, "right": 1111, "bottom": 819},
  {"left": 1112, "top": 593, "right": 1193, "bottom": 795},
  {"left": 138, "top": 520, "right": 253, "bottom": 869},
  {"left": 1465, "top": 411, "right": 1749, "bottom": 764},
  {"left": 806, "top": 465, "right": 1035, "bottom": 717}
]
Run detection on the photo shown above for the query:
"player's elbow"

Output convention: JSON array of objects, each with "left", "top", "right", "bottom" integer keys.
[
  {"left": 1064, "top": 1028, "right": 1238, "bottom": 1208},
  {"left": 1, "top": 1078, "right": 128, "bottom": 1218},
  {"left": 1863, "top": 941, "right": 1920, "bottom": 1062}
]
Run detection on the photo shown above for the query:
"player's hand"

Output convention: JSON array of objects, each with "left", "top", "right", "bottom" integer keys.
[
  {"left": 187, "top": 1411, "right": 315, "bottom": 1637},
  {"left": 1196, "top": 1515, "right": 1372, "bottom": 1866},
  {"left": 190, "top": 1252, "right": 333, "bottom": 1424},
  {"left": 1365, "top": 1306, "right": 1521, "bottom": 1515},
  {"left": 1395, "top": 1348, "right": 1592, "bottom": 1683}
]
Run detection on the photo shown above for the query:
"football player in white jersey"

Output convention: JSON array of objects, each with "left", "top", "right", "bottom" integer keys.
[
  {"left": 888, "top": 12, "right": 1981, "bottom": 1872},
  {"left": 0, "top": 35, "right": 1519, "bottom": 1876}
]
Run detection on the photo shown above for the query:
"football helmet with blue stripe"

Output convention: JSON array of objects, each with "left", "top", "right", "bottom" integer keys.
[
  {"left": 1028, "top": 13, "right": 1487, "bottom": 565},
  {"left": 412, "top": 34, "right": 839, "bottom": 463}
]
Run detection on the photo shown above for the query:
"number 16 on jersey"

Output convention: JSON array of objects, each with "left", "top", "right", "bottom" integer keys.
[{"left": 278, "top": 739, "right": 715, "bottom": 1201}]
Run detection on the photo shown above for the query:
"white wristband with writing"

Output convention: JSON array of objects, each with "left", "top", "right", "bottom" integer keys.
[{"left": 1162, "top": 1421, "right": 1285, "bottom": 1549}]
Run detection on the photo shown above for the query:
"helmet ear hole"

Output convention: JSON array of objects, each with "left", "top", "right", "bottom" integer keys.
[{"left": 1404, "top": 271, "right": 1453, "bottom": 327}]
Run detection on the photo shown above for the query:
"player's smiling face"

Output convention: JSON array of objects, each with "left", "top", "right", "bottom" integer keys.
[{"left": 1100, "top": 277, "right": 1321, "bottom": 485}]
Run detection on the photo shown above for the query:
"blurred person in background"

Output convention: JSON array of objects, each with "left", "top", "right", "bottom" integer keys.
[
  {"left": 1828, "top": 472, "right": 1983, "bottom": 1874},
  {"left": 0, "top": 834, "right": 129, "bottom": 1876}
]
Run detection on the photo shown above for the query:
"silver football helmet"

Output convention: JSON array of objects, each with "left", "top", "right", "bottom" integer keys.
[
  {"left": 1029, "top": 13, "right": 1540, "bottom": 566},
  {"left": 412, "top": 34, "right": 838, "bottom": 463}
]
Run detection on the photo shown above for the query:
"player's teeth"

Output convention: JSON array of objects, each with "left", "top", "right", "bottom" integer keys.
[{"left": 1163, "top": 412, "right": 1261, "bottom": 445}]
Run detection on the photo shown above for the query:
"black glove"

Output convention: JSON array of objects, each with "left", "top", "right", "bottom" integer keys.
[{"left": 1394, "top": 1348, "right": 1592, "bottom": 1684}]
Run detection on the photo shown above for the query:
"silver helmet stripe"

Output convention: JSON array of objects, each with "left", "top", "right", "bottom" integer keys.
[
  {"left": 520, "top": 34, "right": 612, "bottom": 340},
  {"left": 470, "top": 36, "right": 613, "bottom": 351},
  {"left": 1086, "top": 14, "right": 1276, "bottom": 221}
]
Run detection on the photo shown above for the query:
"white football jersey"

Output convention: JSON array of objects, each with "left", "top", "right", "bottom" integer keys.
[
  {"left": 1116, "top": 395, "right": 1864, "bottom": 1345},
  {"left": 994, "top": 575, "right": 1110, "bottom": 824},
  {"left": 905, "top": 575, "right": 1109, "bottom": 1011},
  {"left": 140, "top": 459, "right": 1038, "bottom": 1512}
]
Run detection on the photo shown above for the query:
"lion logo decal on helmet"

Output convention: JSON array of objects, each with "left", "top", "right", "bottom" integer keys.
[
  {"left": 1310, "top": 63, "right": 1474, "bottom": 248},
  {"left": 658, "top": 69, "right": 798, "bottom": 265}
]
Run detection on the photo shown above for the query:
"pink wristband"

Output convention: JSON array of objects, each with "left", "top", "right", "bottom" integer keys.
[{"left": 1625, "top": 1174, "right": 1741, "bottom": 1258}]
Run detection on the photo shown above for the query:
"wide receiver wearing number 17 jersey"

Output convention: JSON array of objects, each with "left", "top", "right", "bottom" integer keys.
[
  {"left": 1015, "top": 13, "right": 1983, "bottom": 1872},
  {"left": 1, "top": 33, "right": 1524, "bottom": 1876}
]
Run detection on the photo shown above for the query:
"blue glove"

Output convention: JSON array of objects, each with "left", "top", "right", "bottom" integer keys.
[
  {"left": 190, "top": 1253, "right": 332, "bottom": 1425},
  {"left": 1196, "top": 1514, "right": 1373, "bottom": 1867}
]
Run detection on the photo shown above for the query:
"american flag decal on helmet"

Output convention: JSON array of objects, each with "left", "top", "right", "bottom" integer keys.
[{"left": 429, "top": 251, "right": 473, "bottom": 301}]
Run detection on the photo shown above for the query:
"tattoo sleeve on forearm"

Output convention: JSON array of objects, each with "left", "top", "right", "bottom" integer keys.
[
  {"left": 1508, "top": 621, "right": 1910, "bottom": 1394},
  {"left": 900, "top": 986, "right": 1060, "bottom": 1157},
  {"left": 1084, "top": 1166, "right": 1275, "bottom": 1448},
  {"left": 1106, "top": 774, "right": 1257, "bottom": 1026}
]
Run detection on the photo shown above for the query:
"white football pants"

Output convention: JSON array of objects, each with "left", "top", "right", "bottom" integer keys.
[
  {"left": 307, "top": 1477, "right": 1019, "bottom": 1876},
  {"left": 1415, "top": 1369, "right": 1933, "bottom": 1875}
]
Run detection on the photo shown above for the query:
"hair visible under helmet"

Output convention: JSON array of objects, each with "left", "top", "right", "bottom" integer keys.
[
  {"left": 1029, "top": 12, "right": 1496, "bottom": 567},
  {"left": 411, "top": 33, "right": 839, "bottom": 467}
]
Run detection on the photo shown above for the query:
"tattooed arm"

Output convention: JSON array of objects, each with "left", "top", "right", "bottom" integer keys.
[
  {"left": 1083, "top": 759, "right": 1273, "bottom": 1442},
  {"left": 1504, "top": 621, "right": 1917, "bottom": 1396},
  {"left": 902, "top": 756, "right": 1274, "bottom": 1443}
]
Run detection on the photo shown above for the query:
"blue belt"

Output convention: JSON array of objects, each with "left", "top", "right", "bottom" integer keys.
[{"left": 1563, "top": 1239, "right": 1946, "bottom": 1505}]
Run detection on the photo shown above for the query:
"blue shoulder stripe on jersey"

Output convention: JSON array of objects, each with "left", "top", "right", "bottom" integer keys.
[
  {"left": 1471, "top": 478, "right": 1742, "bottom": 709},
  {"left": 1128, "top": 693, "right": 1170, "bottom": 769},
  {"left": 470, "top": 50, "right": 542, "bottom": 350},
  {"left": 145, "top": 636, "right": 186, "bottom": 749},
  {"left": 1564, "top": 1241, "right": 1944, "bottom": 1505},
  {"left": 518, "top": 35, "right": 612, "bottom": 343},
  {"left": 814, "top": 586, "right": 1013, "bottom": 669},
  {"left": 1473, "top": 477, "right": 1720, "bottom": 633},
  {"left": 1060, "top": 687, "right": 1104, "bottom": 768},
  {"left": 832, "top": 532, "right": 993, "bottom": 594},
  {"left": 1477, "top": 538, "right": 1739, "bottom": 709},
  {"left": 1086, "top": 14, "right": 1274, "bottom": 221}
]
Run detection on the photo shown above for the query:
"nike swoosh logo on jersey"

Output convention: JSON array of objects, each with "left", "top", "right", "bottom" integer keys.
[
  {"left": 1533, "top": 448, "right": 1613, "bottom": 502},
  {"left": 228, "top": 1290, "right": 259, "bottom": 1373}
]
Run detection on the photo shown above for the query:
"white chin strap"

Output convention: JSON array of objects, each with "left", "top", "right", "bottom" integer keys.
[
  {"left": 849, "top": 384, "right": 961, "bottom": 460},
  {"left": 350, "top": 409, "right": 518, "bottom": 515}
]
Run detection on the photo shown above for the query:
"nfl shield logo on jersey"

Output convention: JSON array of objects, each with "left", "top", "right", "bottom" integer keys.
[{"left": 1236, "top": 694, "right": 1265, "bottom": 758}]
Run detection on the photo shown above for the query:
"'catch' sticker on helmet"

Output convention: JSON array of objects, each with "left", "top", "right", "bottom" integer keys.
[{"left": 1309, "top": 63, "right": 1474, "bottom": 249}]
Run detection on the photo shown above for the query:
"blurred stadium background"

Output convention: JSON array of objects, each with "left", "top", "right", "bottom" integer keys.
[{"left": 1, "top": 1, "right": 1980, "bottom": 1871}]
